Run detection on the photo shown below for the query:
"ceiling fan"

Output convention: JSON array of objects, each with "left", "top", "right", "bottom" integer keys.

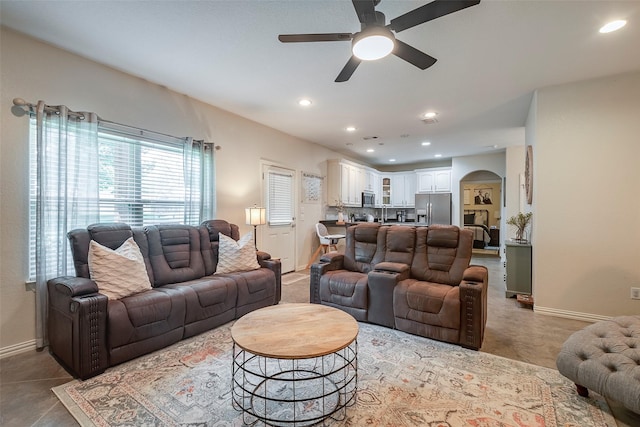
[{"left": 278, "top": 0, "right": 481, "bottom": 82}]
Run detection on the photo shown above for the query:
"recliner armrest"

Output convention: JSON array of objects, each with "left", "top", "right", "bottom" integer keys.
[
  {"left": 319, "top": 252, "right": 344, "bottom": 264},
  {"left": 373, "top": 261, "right": 410, "bottom": 277},
  {"left": 463, "top": 265, "right": 487, "bottom": 283},
  {"left": 309, "top": 254, "right": 345, "bottom": 304},
  {"left": 256, "top": 250, "right": 271, "bottom": 261},
  {"left": 48, "top": 276, "right": 99, "bottom": 297},
  {"left": 47, "top": 277, "right": 109, "bottom": 379},
  {"left": 458, "top": 265, "right": 489, "bottom": 350},
  {"left": 259, "top": 258, "right": 282, "bottom": 303}
]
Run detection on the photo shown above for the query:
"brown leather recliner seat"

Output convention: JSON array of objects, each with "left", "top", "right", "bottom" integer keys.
[
  {"left": 393, "top": 225, "right": 487, "bottom": 349},
  {"left": 312, "top": 223, "right": 382, "bottom": 321},
  {"left": 310, "top": 223, "right": 488, "bottom": 350},
  {"left": 48, "top": 220, "right": 281, "bottom": 379}
]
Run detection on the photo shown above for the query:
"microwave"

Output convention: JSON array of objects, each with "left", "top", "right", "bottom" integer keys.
[{"left": 362, "top": 192, "right": 375, "bottom": 208}]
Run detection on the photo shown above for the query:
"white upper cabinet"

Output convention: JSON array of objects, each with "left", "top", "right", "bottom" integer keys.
[
  {"left": 391, "top": 172, "right": 416, "bottom": 207},
  {"left": 327, "top": 159, "right": 364, "bottom": 207},
  {"left": 416, "top": 168, "right": 451, "bottom": 193}
]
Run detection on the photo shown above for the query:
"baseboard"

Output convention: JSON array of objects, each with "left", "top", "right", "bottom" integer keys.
[
  {"left": 0, "top": 339, "right": 37, "bottom": 359},
  {"left": 534, "top": 305, "right": 612, "bottom": 323}
]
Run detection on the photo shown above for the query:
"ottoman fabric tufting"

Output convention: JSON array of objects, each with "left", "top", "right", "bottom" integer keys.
[{"left": 556, "top": 315, "right": 640, "bottom": 414}]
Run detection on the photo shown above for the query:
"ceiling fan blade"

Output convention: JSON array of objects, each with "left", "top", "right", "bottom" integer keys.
[
  {"left": 392, "top": 40, "right": 437, "bottom": 70},
  {"left": 278, "top": 33, "right": 353, "bottom": 43},
  {"left": 352, "top": 0, "right": 377, "bottom": 24},
  {"left": 389, "top": 0, "right": 481, "bottom": 33},
  {"left": 335, "top": 56, "right": 362, "bottom": 82}
]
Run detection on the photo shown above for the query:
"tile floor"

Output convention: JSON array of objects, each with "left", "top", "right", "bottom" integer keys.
[{"left": 1, "top": 254, "right": 638, "bottom": 426}]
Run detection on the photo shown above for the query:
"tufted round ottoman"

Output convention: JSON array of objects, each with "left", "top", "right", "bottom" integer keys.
[{"left": 556, "top": 315, "right": 640, "bottom": 414}]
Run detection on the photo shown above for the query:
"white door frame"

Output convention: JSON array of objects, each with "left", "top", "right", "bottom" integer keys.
[{"left": 260, "top": 160, "right": 297, "bottom": 273}]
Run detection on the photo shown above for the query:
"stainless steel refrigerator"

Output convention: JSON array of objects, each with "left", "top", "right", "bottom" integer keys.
[{"left": 415, "top": 193, "right": 452, "bottom": 225}]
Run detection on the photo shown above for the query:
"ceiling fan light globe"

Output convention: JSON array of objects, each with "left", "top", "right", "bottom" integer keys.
[{"left": 352, "top": 27, "right": 395, "bottom": 61}]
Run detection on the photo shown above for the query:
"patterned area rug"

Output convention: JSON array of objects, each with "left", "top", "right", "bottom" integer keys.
[{"left": 53, "top": 322, "right": 615, "bottom": 426}]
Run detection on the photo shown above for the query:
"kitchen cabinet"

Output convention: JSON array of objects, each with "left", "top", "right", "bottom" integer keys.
[
  {"left": 327, "top": 160, "right": 363, "bottom": 207},
  {"left": 504, "top": 242, "right": 532, "bottom": 298},
  {"left": 391, "top": 172, "right": 416, "bottom": 207},
  {"left": 416, "top": 168, "right": 451, "bottom": 193},
  {"left": 380, "top": 176, "right": 392, "bottom": 206},
  {"left": 364, "top": 169, "right": 380, "bottom": 205}
]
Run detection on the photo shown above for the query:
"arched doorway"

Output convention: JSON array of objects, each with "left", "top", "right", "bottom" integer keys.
[{"left": 460, "top": 170, "right": 502, "bottom": 255}]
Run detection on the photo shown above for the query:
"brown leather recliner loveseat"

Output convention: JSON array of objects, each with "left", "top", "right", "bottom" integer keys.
[
  {"left": 47, "top": 219, "right": 281, "bottom": 379},
  {"left": 310, "top": 223, "right": 488, "bottom": 350}
]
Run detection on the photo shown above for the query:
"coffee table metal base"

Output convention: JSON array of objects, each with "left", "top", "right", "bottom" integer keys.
[{"left": 232, "top": 341, "right": 357, "bottom": 426}]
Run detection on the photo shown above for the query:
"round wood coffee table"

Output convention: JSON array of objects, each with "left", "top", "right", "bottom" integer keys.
[{"left": 231, "top": 303, "right": 358, "bottom": 426}]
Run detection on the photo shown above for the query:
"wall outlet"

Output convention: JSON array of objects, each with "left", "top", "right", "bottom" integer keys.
[{"left": 631, "top": 287, "right": 640, "bottom": 300}]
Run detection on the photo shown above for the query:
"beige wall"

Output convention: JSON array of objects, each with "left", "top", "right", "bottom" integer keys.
[
  {"left": 531, "top": 71, "right": 640, "bottom": 320},
  {"left": 0, "top": 28, "right": 341, "bottom": 352}
]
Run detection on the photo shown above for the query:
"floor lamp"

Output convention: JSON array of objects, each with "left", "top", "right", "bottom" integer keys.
[{"left": 245, "top": 206, "right": 266, "bottom": 250}]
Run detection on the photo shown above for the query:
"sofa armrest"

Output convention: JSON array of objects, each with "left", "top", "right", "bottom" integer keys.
[
  {"left": 48, "top": 276, "right": 99, "bottom": 297},
  {"left": 309, "top": 255, "right": 345, "bottom": 304},
  {"left": 319, "top": 252, "right": 343, "bottom": 264},
  {"left": 259, "top": 257, "right": 282, "bottom": 303},
  {"left": 368, "top": 266, "right": 409, "bottom": 328},
  {"left": 463, "top": 265, "right": 487, "bottom": 283},
  {"left": 373, "top": 261, "right": 410, "bottom": 277},
  {"left": 47, "top": 277, "right": 109, "bottom": 379},
  {"left": 458, "top": 265, "right": 489, "bottom": 350},
  {"left": 256, "top": 250, "right": 271, "bottom": 262}
]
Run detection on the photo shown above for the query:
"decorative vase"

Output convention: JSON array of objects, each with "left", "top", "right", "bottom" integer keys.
[{"left": 337, "top": 212, "right": 344, "bottom": 223}]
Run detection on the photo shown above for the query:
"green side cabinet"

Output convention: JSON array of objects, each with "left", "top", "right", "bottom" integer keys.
[{"left": 505, "top": 242, "right": 532, "bottom": 297}]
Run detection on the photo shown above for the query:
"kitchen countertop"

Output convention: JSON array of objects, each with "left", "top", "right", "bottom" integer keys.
[{"left": 320, "top": 220, "right": 430, "bottom": 227}]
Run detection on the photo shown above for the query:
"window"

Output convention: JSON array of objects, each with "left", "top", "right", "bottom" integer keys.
[
  {"left": 266, "top": 168, "right": 293, "bottom": 225},
  {"left": 28, "top": 119, "right": 213, "bottom": 281}
]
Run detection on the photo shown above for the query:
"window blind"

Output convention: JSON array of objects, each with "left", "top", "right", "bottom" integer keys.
[
  {"left": 28, "top": 119, "right": 208, "bottom": 281},
  {"left": 267, "top": 169, "right": 293, "bottom": 225}
]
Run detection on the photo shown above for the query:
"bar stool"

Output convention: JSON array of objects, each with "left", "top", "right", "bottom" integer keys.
[{"left": 306, "top": 223, "right": 345, "bottom": 269}]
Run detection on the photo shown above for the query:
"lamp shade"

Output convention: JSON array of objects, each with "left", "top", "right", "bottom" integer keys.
[
  {"left": 352, "top": 27, "right": 395, "bottom": 61},
  {"left": 245, "top": 206, "right": 266, "bottom": 226}
]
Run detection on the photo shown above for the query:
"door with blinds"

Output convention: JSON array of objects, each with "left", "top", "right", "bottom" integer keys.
[{"left": 262, "top": 164, "right": 296, "bottom": 273}]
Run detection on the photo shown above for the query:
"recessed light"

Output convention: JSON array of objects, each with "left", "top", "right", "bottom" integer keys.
[
  {"left": 434, "top": 154, "right": 442, "bottom": 158},
  {"left": 421, "top": 141, "right": 431, "bottom": 146},
  {"left": 389, "top": 158, "right": 396, "bottom": 162},
  {"left": 366, "top": 148, "right": 375, "bottom": 153},
  {"left": 298, "top": 99, "right": 312, "bottom": 107},
  {"left": 423, "top": 111, "right": 438, "bottom": 119},
  {"left": 599, "top": 20, "right": 627, "bottom": 33},
  {"left": 346, "top": 126, "right": 357, "bottom": 132}
]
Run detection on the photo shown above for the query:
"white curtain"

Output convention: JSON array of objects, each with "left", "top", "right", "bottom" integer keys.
[
  {"left": 35, "top": 101, "right": 100, "bottom": 348},
  {"left": 183, "top": 138, "right": 216, "bottom": 224}
]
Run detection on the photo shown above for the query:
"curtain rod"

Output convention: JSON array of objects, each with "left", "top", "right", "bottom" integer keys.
[{"left": 12, "top": 98, "right": 221, "bottom": 150}]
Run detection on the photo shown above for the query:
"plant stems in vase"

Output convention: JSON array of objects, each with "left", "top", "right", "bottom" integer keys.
[{"left": 507, "top": 212, "right": 532, "bottom": 244}]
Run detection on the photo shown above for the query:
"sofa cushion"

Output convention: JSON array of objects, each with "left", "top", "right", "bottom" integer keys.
[
  {"left": 394, "top": 279, "right": 461, "bottom": 330},
  {"left": 200, "top": 220, "right": 240, "bottom": 275},
  {"left": 107, "top": 287, "right": 186, "bottom": 356},
  {"left": 216, "top": 232, "right": 260, "bottom": 274},
  {"left": 318, "top": 270, "right": 368, "bottom": 321},
  {"left": 165, "top": 276, "right": 238, "bottom": 337},
  {"left": 146, "top": 225, "right": 206, "bottom": 286},
  {"left": 343, "top": 223, "right": 384, "bottom": 273},
  {"left": 410, "top": 226, "right": 473, "bottom": 285},
  {"left": 88, "top": 237, "right": 152, "bottom": 300}
]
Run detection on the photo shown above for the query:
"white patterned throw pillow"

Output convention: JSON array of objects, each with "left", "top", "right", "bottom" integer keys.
[
  {"left": 88, "top": 237, "right": 152, "bottom": 300},
  {"left": 215, "top": 232, "right": 260, "bottom": 274}
]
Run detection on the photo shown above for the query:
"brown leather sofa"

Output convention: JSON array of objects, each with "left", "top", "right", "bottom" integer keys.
[
  {"left": 310, "top": 223, "right": 488, "bottom": 350},
  {"left": 47, "top": 219, "right": 281, "bottom": 379}
]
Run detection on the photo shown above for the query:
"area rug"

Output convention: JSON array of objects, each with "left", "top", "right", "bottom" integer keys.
[{"left": 53, "top": 322, "right": 615, "bottom": 426}]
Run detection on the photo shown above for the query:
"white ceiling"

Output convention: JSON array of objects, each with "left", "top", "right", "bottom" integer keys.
[{"left": 2, "top": 0, "right": 639, "bottom": 167}]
